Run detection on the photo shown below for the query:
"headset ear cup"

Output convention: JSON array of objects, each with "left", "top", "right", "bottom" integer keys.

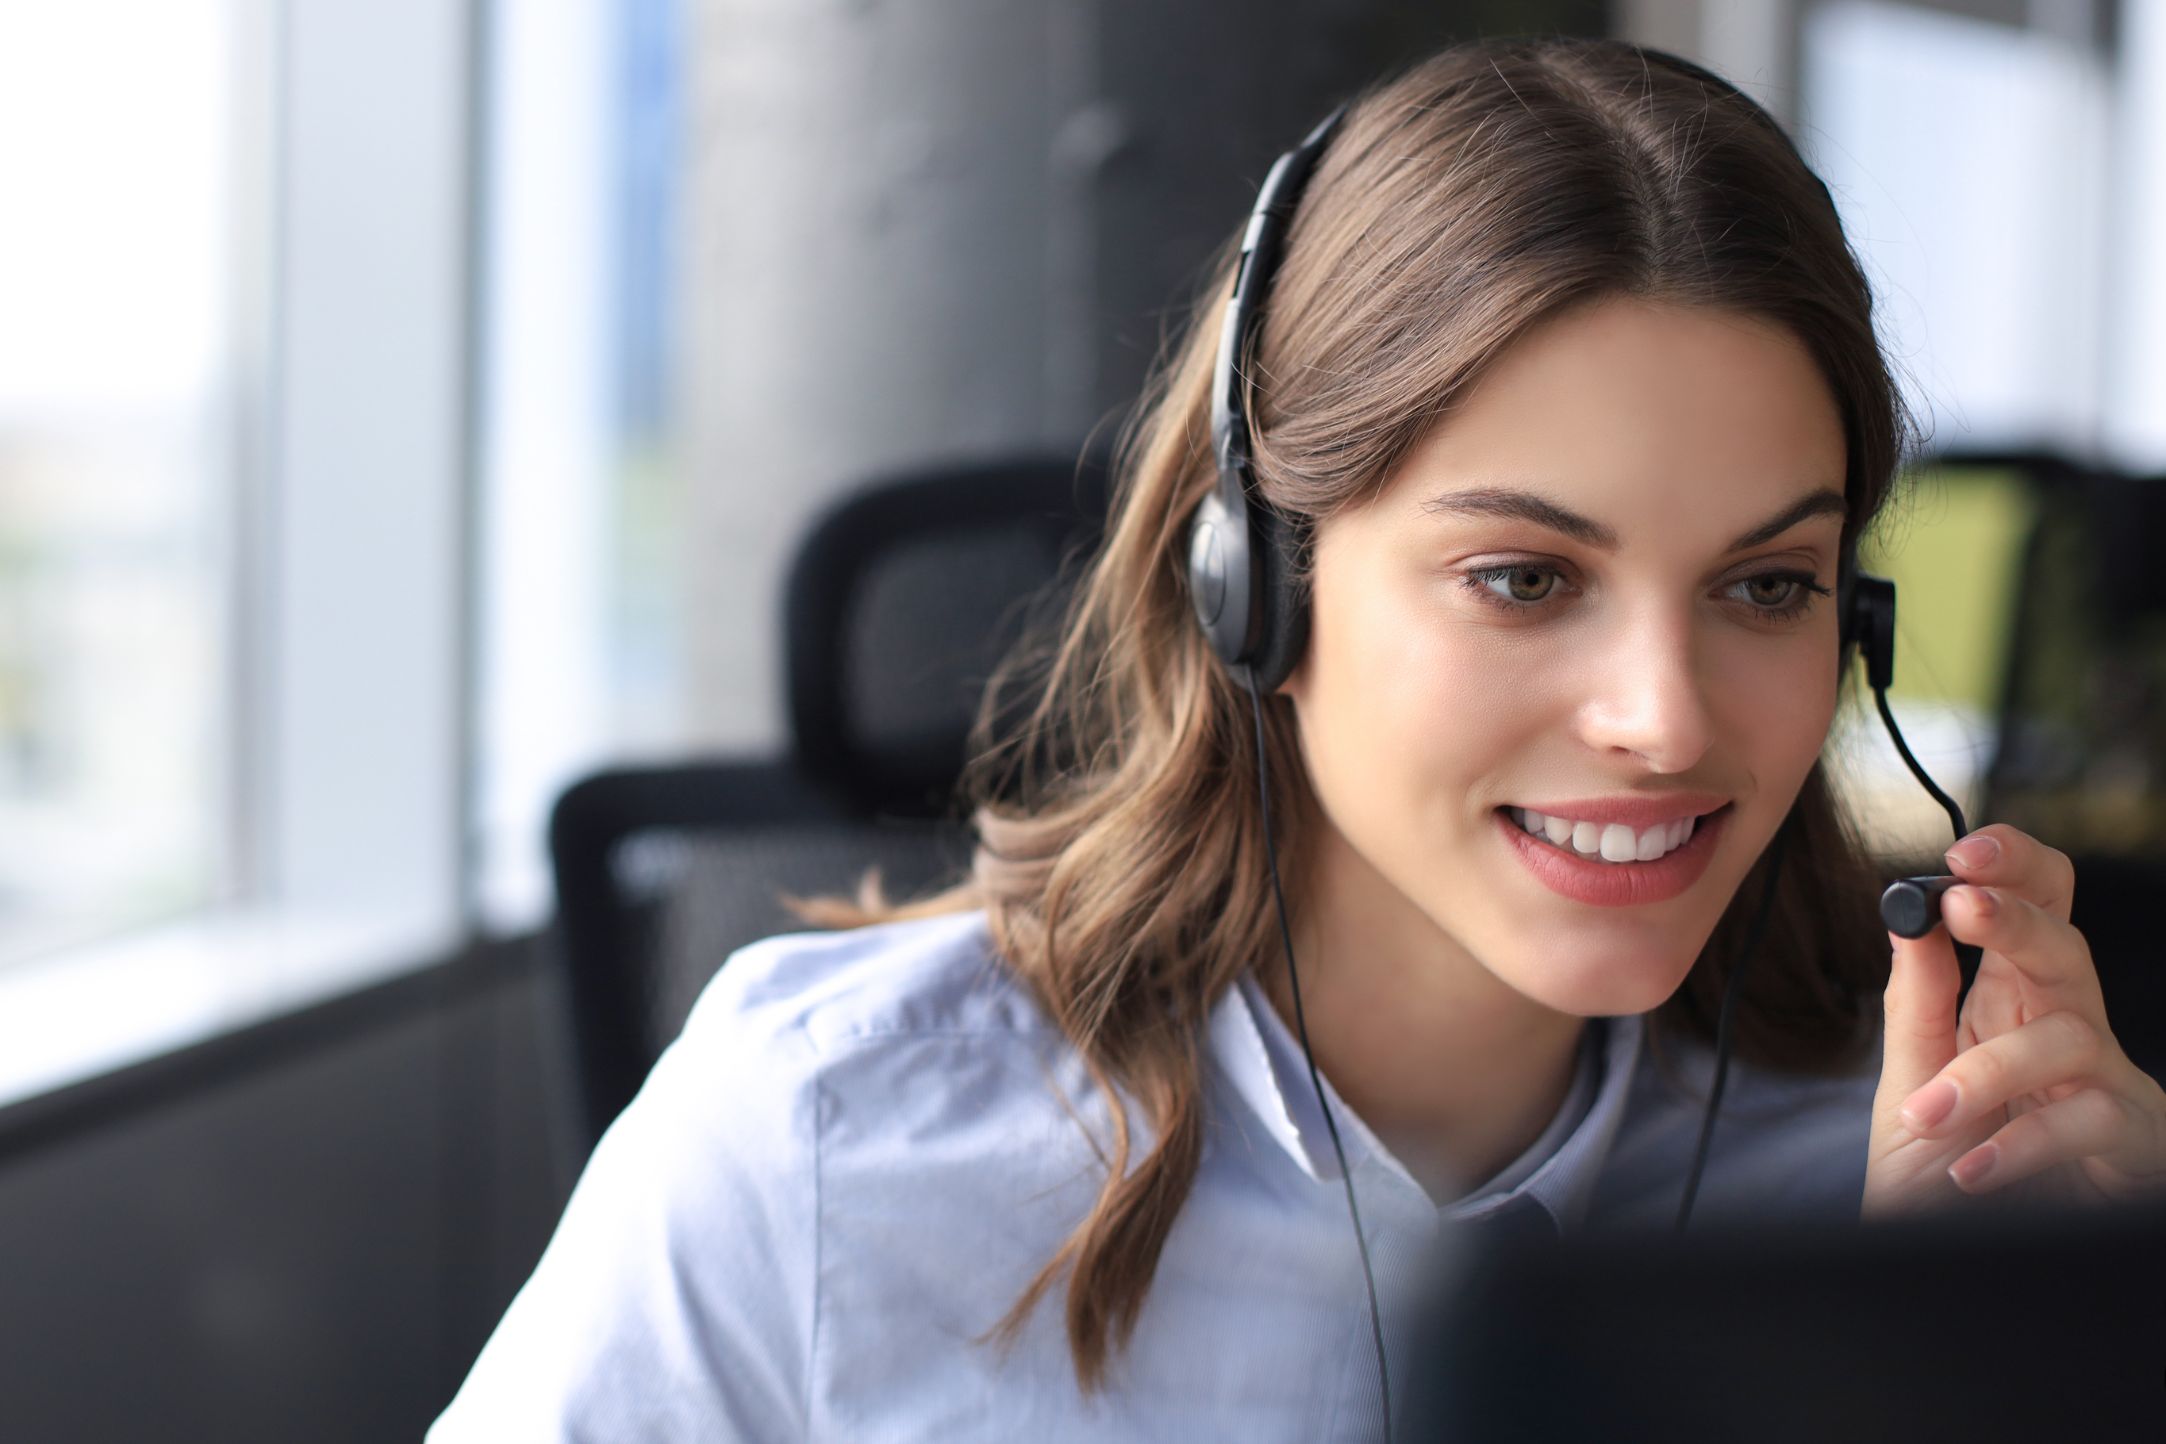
[
  {"left": 1188, "top": 487, "right": 1256, "bottom": 668},
  {"left": 1241, "top": 501, "right": 1309, "bottom": 693},
  {"left": 1848, "top": 572, "right": 1897, "bottom": 691},
  {"left": 1837, "top": 565, "right": 1858, "bottom": 668}
]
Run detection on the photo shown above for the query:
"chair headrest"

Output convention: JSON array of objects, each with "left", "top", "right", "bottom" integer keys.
[{"left": 783, "top": 450, "right": 1111, "bottom": 815}]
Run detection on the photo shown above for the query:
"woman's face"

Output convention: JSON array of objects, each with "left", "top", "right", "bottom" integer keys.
[{"left": 1280, "top": 297, "right": 1850, "bottom": 1018}]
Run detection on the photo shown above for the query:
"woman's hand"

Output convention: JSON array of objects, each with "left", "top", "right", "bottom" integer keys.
[{"left": 1864, "top": 823, "right": 2166, "bottom": 1218}]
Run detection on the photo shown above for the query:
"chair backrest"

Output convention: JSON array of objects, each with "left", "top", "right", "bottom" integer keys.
[
  {"left": 549, "top": 451, "right": 1109, "bottom": 1143},
  {"left": 1979, "top": 455, "right": 2166, "bottom": 853},
  {"left": 1965, "top": 452, "right": 2166, "bottom": 1082},
  {"left": 785, "top": 453, "right": 1110, "bottom": 815}
]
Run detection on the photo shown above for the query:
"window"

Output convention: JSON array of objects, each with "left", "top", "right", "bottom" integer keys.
[
  {"left": 1802, "top": 0, "right": 2113, "bottom": 455},
  {"left": 475, "top": 0, "right": 687, "bottom": 933},
  {"left": 0, "top": 0, "right": 473, "bottom": 1104},
  {"left": 1799, "top": 1, "right": 2134, "bottom": 856},
  {"left": 0, "top": 3, "right": 245, "bottom": 967}
]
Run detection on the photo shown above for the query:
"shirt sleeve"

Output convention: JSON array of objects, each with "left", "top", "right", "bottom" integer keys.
[{"left": 427, "top": 973, "right": 820, "bottom": 1443}]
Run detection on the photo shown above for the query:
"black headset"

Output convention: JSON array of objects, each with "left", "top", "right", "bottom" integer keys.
[{"left": 1186, "top": 99, "right": 1971, "bottom": 1439}]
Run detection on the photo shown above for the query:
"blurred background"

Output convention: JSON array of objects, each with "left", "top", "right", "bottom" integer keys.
[{"left": 0, "top": 1, "right": 2161, "bottom": 1439}]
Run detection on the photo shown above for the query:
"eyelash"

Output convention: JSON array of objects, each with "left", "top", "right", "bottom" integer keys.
[{"left": 1458, "top": 563, "right": 1833, "bottom": 623}]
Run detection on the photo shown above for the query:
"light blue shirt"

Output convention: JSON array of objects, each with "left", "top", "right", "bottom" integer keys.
[{"left": 430, "top": 909, "right": 1879, "bottom": 1441}]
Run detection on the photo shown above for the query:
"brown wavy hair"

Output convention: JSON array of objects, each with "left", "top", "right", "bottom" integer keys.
[{"left": 795, "top": 34, "right": 1918, "bottom": 1392}]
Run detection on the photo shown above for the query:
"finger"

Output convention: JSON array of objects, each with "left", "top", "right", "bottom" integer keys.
[
  {"left": 1940, "top": 883, "right": 2106, "bottom": 1012},
  {"left": 1894, "top": 1009, "right": 2108, "bottom": 1141},
  {"left": 1947, "top": 1088, "right": 2130, "bottom": 1195},
  {"left": 1878, "top": 925, "right": 1962, "bottom": 1105},
  {"left": 1944, "top": 823, "right": 2075, "bottom": 923}
]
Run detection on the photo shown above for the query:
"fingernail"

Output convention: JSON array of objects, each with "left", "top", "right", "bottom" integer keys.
[
  {"left": 1962, "top": 885, "right": 1999, "bottom": 917},
  {"left": 1948, "top": 834, "right": 1999, "bottom": 869},
  {"left": 1950, "top": 1142, "right": 1998, "bottom": 1190},
  {"left": 1899, "top": 1079, "right": 1958, "bottom": 1133}
]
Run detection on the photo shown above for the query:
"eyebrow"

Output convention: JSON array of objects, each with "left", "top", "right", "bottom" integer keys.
[{"left": 1420, "top": 485, "right": 1848, "bottom": 553}]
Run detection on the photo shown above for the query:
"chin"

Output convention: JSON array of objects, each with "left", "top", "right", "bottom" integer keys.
[{"left": 1497, "top": 932, "right": 1701, "bottom": 1017}]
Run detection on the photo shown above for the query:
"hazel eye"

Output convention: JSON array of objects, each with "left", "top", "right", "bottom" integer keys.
[
  {"left": 1478, "top": 565, "right": 1558, "bottom": 603},
  {"left": 1726, "top": 569, "right": 1829, "bottom": 620},
  {"left": 1741, "top": 574, "right": 1800, "bottom": 607}
]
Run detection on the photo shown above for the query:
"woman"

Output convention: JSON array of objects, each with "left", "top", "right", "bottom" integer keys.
[{"left": 432, "top": 34, "right": 2166, "bottom": 1441}]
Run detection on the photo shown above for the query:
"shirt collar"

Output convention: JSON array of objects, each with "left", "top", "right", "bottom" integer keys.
[{"left": 1204, "top": 969, "right": 1645, "bottom": 1235}]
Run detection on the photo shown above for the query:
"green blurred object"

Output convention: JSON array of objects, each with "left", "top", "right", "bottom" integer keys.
[{"left": 1858, "top": 464, "right": 2036, "bottom": 713}]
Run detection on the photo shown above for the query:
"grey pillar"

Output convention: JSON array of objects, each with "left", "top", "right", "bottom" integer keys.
[
  {"left": 1616, "top": 0, "right": 1805, "bottom": 133},
  {"left": 680, "top": 0, "right": 1604, "bottom": 751}
]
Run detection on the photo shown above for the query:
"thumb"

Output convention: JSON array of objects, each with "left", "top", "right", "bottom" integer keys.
[{"left": 1876, "top": 927, "right": 1963, "bottom": 1106}]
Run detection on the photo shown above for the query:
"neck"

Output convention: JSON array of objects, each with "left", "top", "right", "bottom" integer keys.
[{"left": 1258, "top": 816, "right": 1591, "bottom": 1203}]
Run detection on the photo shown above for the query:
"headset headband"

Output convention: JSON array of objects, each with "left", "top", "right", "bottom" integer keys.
[
  {"left": 1210, "top": 103, "right": 1349, "bottom": 491},
  {"left": 1189, "top": 103, "right": 1348, "bottom": 686}
]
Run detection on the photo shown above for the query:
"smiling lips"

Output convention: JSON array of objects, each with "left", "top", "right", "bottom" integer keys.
[
  {"left": 1510, "top": 807, "right": 1697, "bottom": 864},
  {"left": 1495, "top": 800, "right": 1733, "bottom": 907}
]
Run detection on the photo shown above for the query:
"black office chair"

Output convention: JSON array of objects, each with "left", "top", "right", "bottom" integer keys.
[
  {"left": 1964, "top": 453, "right": 2166, "bottom": 1083},
  {"left": 549, "top": 451, "right": 1110, "bottom": 1146}
]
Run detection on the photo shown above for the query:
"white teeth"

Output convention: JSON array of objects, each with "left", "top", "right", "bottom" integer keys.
[{"left": 1512, "top": 807, "right": 1710, "bottom": 865}]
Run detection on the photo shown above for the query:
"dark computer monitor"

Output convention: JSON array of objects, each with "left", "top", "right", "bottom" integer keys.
[{"left": 1405, "top": 1196, "right": 2166, "bottom": 1442}]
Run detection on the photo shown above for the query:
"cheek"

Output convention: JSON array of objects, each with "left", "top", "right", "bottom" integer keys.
[
  {"left": 1720, "top": 633, "right": 1841, "bottom": 782},
  {"left": 1310, "top": 573, "right": 1486, "bottom": 744},
  {"left": 1295, "top": 571, "right": 1540, "bottom": 826}
]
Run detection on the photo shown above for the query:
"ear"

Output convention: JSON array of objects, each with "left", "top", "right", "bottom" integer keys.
[
  {"left": 1267, "top": 574, "right": 1312, "bottom": 701},
  {"left": 1273, "top": 652, "right": 1307, "bottom": 701}
]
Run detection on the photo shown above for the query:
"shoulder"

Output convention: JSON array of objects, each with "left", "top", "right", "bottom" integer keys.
[
  {"left": 1588, "top": 1018, "right": 1883, "bottom": 1234},
  {"left": 607, "top": 906, "right": 1060, "bottom": 1209},
  {"left": 682, "top": 906, "right": 1059, "bottom": 1063},
  {"left": 672, "top": 910, "right": 1135, "bottom": 1430},
  {"left": 684, "top": 905, "right": 1112, "bottom": 1204},
  {"left": 432, "top": 908, "right": 1085, "bottom": 1441},
  {"left": 666, "top": 908, "right": 1094, "bottom": 1182}
]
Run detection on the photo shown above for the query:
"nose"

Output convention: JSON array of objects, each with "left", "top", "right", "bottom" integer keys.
[{"left": 1576, "top": 605, "right": 1716, "bottom": 774}]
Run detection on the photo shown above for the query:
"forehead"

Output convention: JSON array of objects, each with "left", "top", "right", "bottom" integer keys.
[{"left": 1372, "top": 297, "right": 1848, "bottom": 532}]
